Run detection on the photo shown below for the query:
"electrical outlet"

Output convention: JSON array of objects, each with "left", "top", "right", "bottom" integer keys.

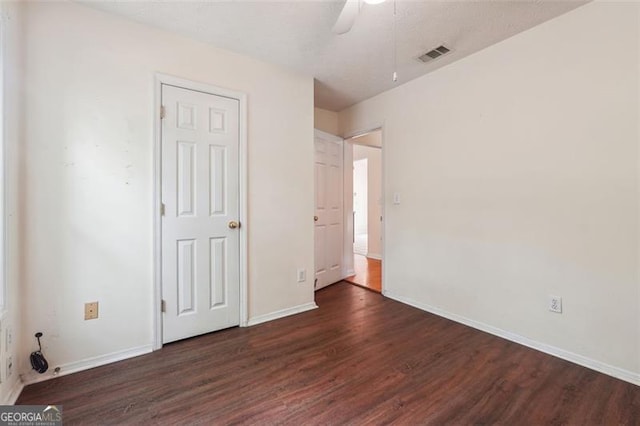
[
  {"left": 84, "top": 302, "right": 99, "bottom": 320},
  {"left": 297, "top": 268, "right": 306, "bottom": 283},
  {"left": 549, "top": 295, "right": 562, "bottom": 313}
]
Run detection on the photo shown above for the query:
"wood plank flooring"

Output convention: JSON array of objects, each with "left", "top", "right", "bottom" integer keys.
[
  {"left": 17, "top": 282, "right": 640, "bottom": 424},
  {"left": 344, "top": 254, "right": 381, "bottom": 293}
]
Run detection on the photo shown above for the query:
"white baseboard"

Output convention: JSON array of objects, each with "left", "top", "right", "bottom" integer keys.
[
  {"left": 342, "top": 269, "right": 355, "bottom": 278},
  {"left": 385, "top": 290, "right": 640, "bottom": 387},
  {"left": 3, "top": 378, "right": 24, "bottom": 405},
  {"left": 366, "top": 253, "right": 381, "bottom": 260},
  {"left": 247, "top": 302, "right": 318, "bottom": 326},
  {"left": 20, "top": 344, "right": 153, "bottom": 386}
]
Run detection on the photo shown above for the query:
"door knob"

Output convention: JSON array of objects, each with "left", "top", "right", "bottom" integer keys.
[
  {"left": 314, "top": 216, "right": 318, "bottom": 222},
  {"left": 228, "top": 220, "right": 239, "bottom": 229}
]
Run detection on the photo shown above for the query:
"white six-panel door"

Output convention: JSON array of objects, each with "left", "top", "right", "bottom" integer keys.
[
  {"left": 161, "top": 84, "right": 240, "bottom": 343},
  {"left": 314, "top": 132, "right": 343, "bottom": 290}
]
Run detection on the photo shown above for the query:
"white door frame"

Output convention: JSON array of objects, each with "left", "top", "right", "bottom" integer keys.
[
  {"left": 343, "top": 125, "right": 386, "bottom": 295},
  {"left": 153, "top": 73, "right": 248, "bottom": 350}
]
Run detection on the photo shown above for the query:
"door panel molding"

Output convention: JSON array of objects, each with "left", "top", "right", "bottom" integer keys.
[{"left": 153, "top": 74, "right": 248, "bottom": 350}]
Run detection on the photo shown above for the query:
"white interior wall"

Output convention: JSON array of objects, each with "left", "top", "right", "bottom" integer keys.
[
  {"left": 353, "top": 144, "right": 382, "bottom": 258},
  {"left": 340, "top": 2, "right": 640, "bottom": 382},
  {"left": 351, "top": 131, "right": 382, "bottom": 148},
  {"left": 0, "top": 0, "right": 25, "bottom": 403},
  {"left": 367, "top": 148, "right": 381, "bottom": 259},
  {"left": 342, "top": 143, "right": 354, "bottom": 277},
  {"left": 353, "top": 157, "right": 368, "bottom": 237},
  {"left": 314, "top": 107, "right": 339, "bottom": 136},
  {"left": 20, "top": 1, "right": 314, "bottom": 379}
]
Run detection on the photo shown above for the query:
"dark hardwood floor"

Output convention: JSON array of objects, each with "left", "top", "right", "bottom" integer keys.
[{"left": 17, "top": 282, "right": 640, "bottom": 424}]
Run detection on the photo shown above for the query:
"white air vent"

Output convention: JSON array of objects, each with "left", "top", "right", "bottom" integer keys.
[{"left": 418, "top": 45, "right": 451, "bottom": 63}]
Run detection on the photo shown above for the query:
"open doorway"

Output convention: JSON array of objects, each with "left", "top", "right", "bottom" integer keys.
[
  {"left": 344, "top": 130, "right": 383, "bottom": 293},
  {"left": 353, "top": 157, "right": 368, "bottom": 256}
]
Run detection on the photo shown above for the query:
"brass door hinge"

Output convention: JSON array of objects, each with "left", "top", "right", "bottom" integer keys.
[
  {"left": 160, "top": 203, "right": 165, "bottom": 216},
  {"left": 161, "top": 299, "right": 166, "bottom": 313},
  {"left": 160, "top": 105, "right": 166, "bottom": 119}
]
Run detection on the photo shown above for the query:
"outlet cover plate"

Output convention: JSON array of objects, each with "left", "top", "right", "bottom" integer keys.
[
  {"left": 549, "top": 295, "right": 562, "bottom": 313},
  {"left": 84, "top": 302, "right": 99, "bottom": 320}
]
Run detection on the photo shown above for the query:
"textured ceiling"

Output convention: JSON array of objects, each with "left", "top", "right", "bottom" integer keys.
[{"left": 79, "top": 0, "right": 587, "bottom": 111}]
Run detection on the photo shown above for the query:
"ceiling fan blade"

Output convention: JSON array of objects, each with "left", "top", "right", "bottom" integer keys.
[{"left": 332, "top": 0, "right": 360, "bottom": 35}]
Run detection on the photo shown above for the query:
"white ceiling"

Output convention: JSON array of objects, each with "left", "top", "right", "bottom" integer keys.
[{"left": 80, "top": 0, "right": 586, "bottom": 112}]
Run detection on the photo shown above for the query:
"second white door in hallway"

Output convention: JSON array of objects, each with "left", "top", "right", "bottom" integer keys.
[{"left": 314, "top": 131, "right": 344, "bottom": 290}]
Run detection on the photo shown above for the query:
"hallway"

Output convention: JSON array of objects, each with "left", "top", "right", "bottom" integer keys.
[{"left": 344, "top": 254, "right": 381, "bottom": 292}]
